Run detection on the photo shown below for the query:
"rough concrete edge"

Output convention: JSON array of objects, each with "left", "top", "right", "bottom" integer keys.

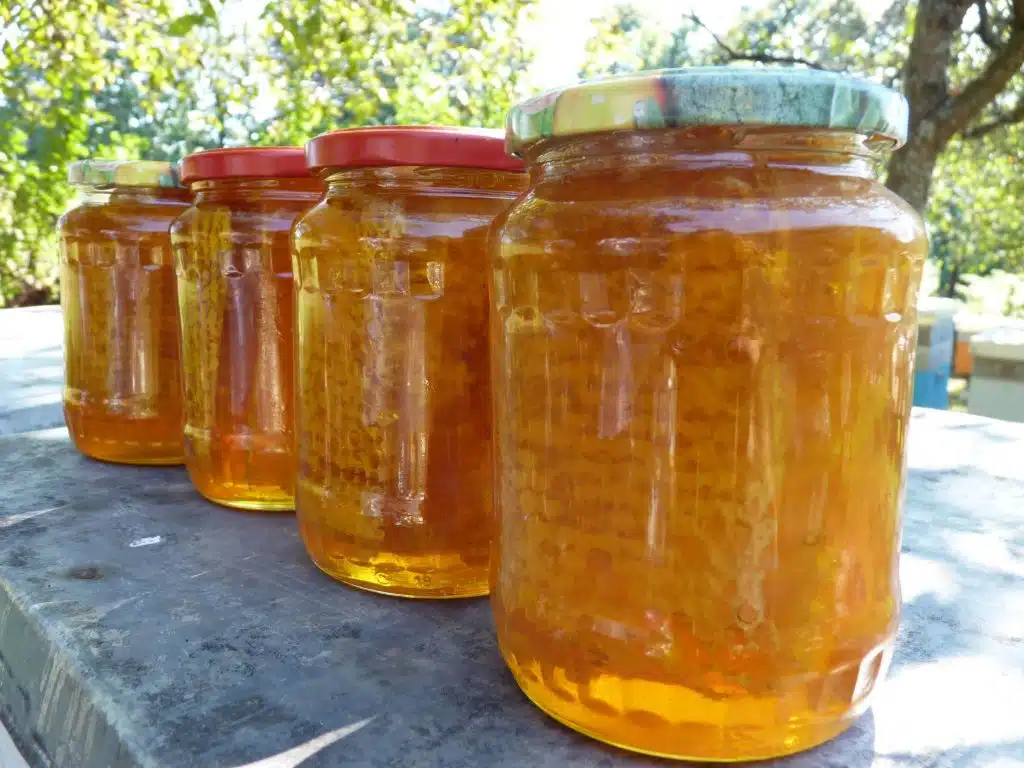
[{"left": 0, "top": 575, "right": 146, "bottom": 768}]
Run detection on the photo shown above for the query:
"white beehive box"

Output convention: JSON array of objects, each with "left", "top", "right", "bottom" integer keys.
[{"left": 969, "top": 327, "right": 1024, "bottom": 422}]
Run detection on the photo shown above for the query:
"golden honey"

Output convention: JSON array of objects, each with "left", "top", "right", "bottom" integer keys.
[
  {"left": 59, "top": 161, "right": 189, "bottom": 464},
  {"left": 294, "top": 128, "right": 526, "bottom": 597},
  {"left": 172, "top": 148, "right": 323, "bottom": 510},
  {"left": 491, "top": 69, "right": 927, "bottom": 761}
]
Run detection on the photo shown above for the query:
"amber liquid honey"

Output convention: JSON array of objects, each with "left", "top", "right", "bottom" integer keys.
[
  {"left": 293, "top": 167, "right": 526, "bottom": 597},
  {"left": 172, "top": 178, "right": 322, "bottom": 510},
  {"left": 490, "top": 130, "right": 928, "bottom": 760},
  {"left": 60, "top": 187, "right": 190, "bottom": 464}
]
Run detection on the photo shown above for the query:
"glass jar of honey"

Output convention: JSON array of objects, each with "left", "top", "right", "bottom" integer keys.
[
  {"left": 172, "top": 148, "right": 323, "bottom": 511},
  {"left": 491, "top": 68, "right": 927, "bottom": 760},
  {"left": 293, "top": 127, "right": 527, "bottom": 597},
  {"left": 59, "top": 160, "right": 190, "bottom": 464}
]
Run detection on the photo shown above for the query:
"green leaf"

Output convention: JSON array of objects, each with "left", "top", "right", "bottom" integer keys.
[{"left": 167, "top": 13, "right": 208, "bottom": 37}]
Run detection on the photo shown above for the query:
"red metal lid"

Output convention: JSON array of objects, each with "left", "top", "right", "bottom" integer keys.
[
  {"left": 305, "top": 126, "right": 525, "bottom": 173},
  {"left": 179, "top": 147, "right": 310, "bottom": 183}
]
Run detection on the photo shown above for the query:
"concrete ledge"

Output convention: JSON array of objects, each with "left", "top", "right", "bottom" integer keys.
[{"left": 1, "top": 410, "right": 1023, "bottom": 766}]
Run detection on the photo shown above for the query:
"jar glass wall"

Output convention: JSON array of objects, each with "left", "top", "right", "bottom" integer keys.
[
  {"left": 491, "top": 71, "right": 927, "bottom": 761},
  {"left": 172, "top": 148, "right": 323, "bottom": 511},
  {"left": 59, "top": 161, "right": 190, "bottom": 464},
  {"left": 294, "top": 127, "right": 526, "bottom": 597}
]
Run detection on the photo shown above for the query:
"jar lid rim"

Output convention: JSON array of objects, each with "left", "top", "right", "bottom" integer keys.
[
  {"left": 506, "top": 66, "right": 909, "bottom": 155},
  {"left": 306, "top": 126, "right": 525, "bottom": 172},
  {"left": 68, "top": 160, "right": 183, "bottom": 189},
  {"left": 180, "top": 147, "right": 310, "bottom": 184}
]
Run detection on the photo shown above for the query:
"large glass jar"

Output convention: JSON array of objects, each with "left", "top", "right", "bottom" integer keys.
[
  {"left": 59, "top": 160, "right": 190, "bottom": 464},
  {"left": 491, "top": 69, "right": 928, "bottom": 760},
  {"left": 172, "top": 148, "right": 323, "bottom": 511},
  {"left": 293, "top": 127, "right": 527, "bottom": 597}
]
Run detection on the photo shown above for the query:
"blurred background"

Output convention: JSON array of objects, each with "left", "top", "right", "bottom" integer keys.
[{"left": 2, "top": 0, "right": 1023, "bottom": 320}]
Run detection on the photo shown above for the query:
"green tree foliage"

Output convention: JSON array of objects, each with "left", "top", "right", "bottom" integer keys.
[
  {"left": 707, "top": 0, "right": 911, "bottom": 81},
  {"left": 579, "top": 5, "right": 659, "bottom": 77},
  {"left": 0, "top": 0, "right": 533, "bottom": 307},
  {"left": 928, "top": 128, "right": 1024, "bottom": 297},
  {"left": 578, "top": 5, "right": 703, "bottom": 78},
  {"left": 0, "top": 0, "right": 225, "bottom": 306},
  {"left": 1, "top": 0, "right": 171, "bottom": 305},
  {"left": 261, "top": 0, "right": 532, "bottom": 144}
]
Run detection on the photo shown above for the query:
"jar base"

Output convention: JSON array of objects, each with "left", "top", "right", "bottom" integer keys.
[
  {"left": 188, "top": 477, "right": 294, "bottom": 512},
  {"left": 306, "top": 554, "right": 488, "bottom": 599},
  {"left": 504, "top": 653, "right": 871, "bottom": 762},
  {"left": 65, "top": 400, "right": 184, "bottom": 465},
  {"left": 183, "top": 428, "right": 295, "bottom": 511},
  {"left": 194, "top": 488, "right": 295, "bottom": 512},
  {"left": 297, "top": 507, "right": 490, "bottom": 598},
  {"left": 85, "top": 452, "right": 185, "bottom": 466},
  {"left": 71, "top": 435, "right": 184, "bottom": 466}
]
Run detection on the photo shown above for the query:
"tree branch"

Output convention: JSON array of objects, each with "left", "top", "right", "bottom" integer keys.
[
  {"left": 963, "top": 98, "right": 1024, "bottom": 136},
  {"left": 946, "top": 21, "right": 1024, "bottom": 139},
  {"left": 687, "top": 13, "right": 831, "bottom": 70},
  {"left": 975, "top": 0, "right": 1001, "bottom": 49}
]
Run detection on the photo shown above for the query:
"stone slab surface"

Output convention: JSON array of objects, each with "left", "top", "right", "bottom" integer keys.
[
  {"left": 1, "top": 409, "right": 1023, "bottom": 767},
  {"left": 0, "top": 306, "right": 64, "bottom": 437}
]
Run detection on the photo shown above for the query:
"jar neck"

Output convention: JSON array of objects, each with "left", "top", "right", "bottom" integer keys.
[
  {"left": 523, "top": 127, "right": 890, "bottom": 183},
  {"left": 191, "top": 177, "right": 324, "bottom": 203},
  {"left": 322, "top": 166, "right": 526, "bottom": 198},
  {"left": 77, "top": 185, "right": 191, "bottom": 205}
]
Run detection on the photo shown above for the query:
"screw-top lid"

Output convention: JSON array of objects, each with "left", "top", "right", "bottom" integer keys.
[
  {"left": 68, "top": 160, "right": 183, "bottom": 188},
  {"left": 506, "top": 67, "right": 910, "bottom": 155},
  {"left": 305, "top": 126, "right": 525, "bottom": 173},
  {"left": 180, "top": 147, "right": 309, "bottom": 184}
]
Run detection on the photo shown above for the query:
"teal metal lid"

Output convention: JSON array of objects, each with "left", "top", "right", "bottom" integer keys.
[
  {"left": 506, "top": 67, "right": 909, "bottom": 155},
  {"left": 68, "top": 160, "right": 183, "bottom": 188}
]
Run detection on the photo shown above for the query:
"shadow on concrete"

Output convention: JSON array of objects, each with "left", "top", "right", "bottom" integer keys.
[{"left": 0, "top": 403, "right": 64, "bottom": 436}]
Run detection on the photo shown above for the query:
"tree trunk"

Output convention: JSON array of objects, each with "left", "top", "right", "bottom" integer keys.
[
  {"left": 887, "top": 0, "right": 1024, "bottom": 211},
  {"left": 885, "top": 132, "right": 941, "bottom": 213},
  {"left": 884, "top": 0, "right": 971, "bottom": 212},
  {"left": 938, "top": 259, "right": 962, "bottom": 298}
]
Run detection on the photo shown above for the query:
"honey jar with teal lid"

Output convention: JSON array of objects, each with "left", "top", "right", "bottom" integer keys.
[
  {"left": 67, "top": 159, "right": 184, "bottom": 189},
  {"left": 491, "top": 67, "right": 926, "bottom": 761},
  {"left": 59, "top": 159, "right": 190, "bottom": 465}
]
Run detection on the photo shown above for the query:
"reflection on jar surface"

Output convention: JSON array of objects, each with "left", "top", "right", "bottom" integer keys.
[
  {"left": 491, "top": 127, "right": 927, "bottom": 760},
  {"left": 172, "top": 166, "right": 323, "bottom": 511},
  {"left": 60, "top": 173, "right": 190, "bottom": 465},
  {"left": 294, "top": 158, "right": 527, "bottom": 597}
]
